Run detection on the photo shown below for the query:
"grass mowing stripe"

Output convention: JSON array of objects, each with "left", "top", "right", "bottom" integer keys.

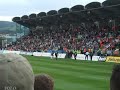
[
  {"left": 31, "top": 61, "right": 112, "bottom": 76},
  {"left": 27, "top": 56, "right": 114, "bottom": 69},
  {"left": 30, "top": 58, "right": 112, "bottom": 78},
  {"left": 32, "top": 65, "right": 110, "bottom": 83},
  {"left": 32, "top": 62, "right": 111, "bottom": 80},
  {"left": 55, "top": 78, "right": 109, "bottom": 90},
  {"left": 23, "top": 56, "right": 114, "bottom": 90},
  {"left": 33, "top": 67, "right": 109, "bottom": 90}
]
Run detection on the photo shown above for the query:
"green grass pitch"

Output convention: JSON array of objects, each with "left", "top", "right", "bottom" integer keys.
[{"left": 24, "top": 55, "right": 115, "bottom": 90}]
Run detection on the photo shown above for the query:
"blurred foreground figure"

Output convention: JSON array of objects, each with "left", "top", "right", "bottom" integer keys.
[
  {"left": 110, "top": 64, "right": 120, "bottom": 90},
  {"left": 34, "top": 74, "right": 54, "bottom": 90},
  {"left": 0, "top": 53, "right": 34, "bottom": 90}
]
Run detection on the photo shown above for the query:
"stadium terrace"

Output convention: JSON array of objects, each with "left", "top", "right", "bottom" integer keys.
[{"left": 6, "top": 0, "right": 120, "bottom": 56}]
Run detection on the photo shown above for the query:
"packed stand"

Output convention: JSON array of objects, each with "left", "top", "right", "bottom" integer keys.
[{"left": 6, "top": 20, "right": 120, "bottom": 56}]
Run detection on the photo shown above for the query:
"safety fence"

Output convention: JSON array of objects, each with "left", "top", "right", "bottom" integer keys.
[{"left": 0, "top": 50, "right": 108, "bottom": 61}]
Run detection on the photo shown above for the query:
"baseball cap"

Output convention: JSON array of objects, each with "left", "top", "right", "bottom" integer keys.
[{"left": 0, "top": 53, "right": 34, "bottom": 90}]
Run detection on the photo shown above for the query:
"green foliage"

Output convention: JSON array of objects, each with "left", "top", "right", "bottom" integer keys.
[
  {"left": 0, "top": 21, "right": 16, "bottom": 33},
  {"left": 0, "top": 21, "right": 15, "bottom": 28}
]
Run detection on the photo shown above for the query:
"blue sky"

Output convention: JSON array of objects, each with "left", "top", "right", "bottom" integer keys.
[{"left": 0, "top": 0, "right": 105, "bottom": 21}]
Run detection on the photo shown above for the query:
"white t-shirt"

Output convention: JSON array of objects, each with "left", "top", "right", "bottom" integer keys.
[{"left": 85, "top": 52, "right": 89, "bottom": 55}]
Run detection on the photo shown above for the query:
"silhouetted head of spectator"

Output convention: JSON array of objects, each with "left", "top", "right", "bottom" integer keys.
[
  {"left": 110, "top": 64, "right": 120, "bottom": 90},
  {"left": 34, "top": 74, "right": 54, "bottom": 90},
  {"left": 0, "top": 53, "right": 34, "bottom": 90}
]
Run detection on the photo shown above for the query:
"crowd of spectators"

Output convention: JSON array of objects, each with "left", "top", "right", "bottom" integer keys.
[{"left": 6, "top": 19, "right": 120, "bottom": 56}]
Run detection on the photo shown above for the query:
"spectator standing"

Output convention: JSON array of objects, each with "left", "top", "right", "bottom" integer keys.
[
  {"left": 51, "top": 51, "right": 54, "bottom": 59},
  {"left": 89, "top": 51, "right": 94, "bottom": 61},
  {"left": 85, "top": 51, "right": 89, "bottom": 60},
  {"left": 55, "top": 51, "right": 58, "bottom": 60},
  {"left": 73, "top": 51, "right": 77, "bottom": 60}
]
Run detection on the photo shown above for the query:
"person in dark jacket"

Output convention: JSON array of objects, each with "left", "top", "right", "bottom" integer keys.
[
  {"left": 110, "top": 64, "right": 120, "bottom": 90},
  {"left": 89, "top": 51, "right": 93, "bottom": 61},
  {"left": 51, "top": 51, "right": 54, "bottom": 59},
  {"left": 55, "top": 51, "right": 58, "bottom": 60},
  {"left": 73, "top": 52, "right": 77, "bottom": 60}
]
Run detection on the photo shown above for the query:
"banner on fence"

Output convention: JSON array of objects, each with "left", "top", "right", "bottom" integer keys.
[
  {"left": 0, "top": 50, "right": 106, "bottom": 61},
  {"left": 106, "top": 56, "right": 120, "bottom": 63}
]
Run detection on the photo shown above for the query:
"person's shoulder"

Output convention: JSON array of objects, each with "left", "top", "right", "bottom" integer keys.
[{"left": 112, "top": 64, "right": 120, "bottom": 73}]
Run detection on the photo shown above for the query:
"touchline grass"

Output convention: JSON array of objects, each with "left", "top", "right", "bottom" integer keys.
[{"left": 24, "top": 55, "right": 115, "bottom": 90}]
